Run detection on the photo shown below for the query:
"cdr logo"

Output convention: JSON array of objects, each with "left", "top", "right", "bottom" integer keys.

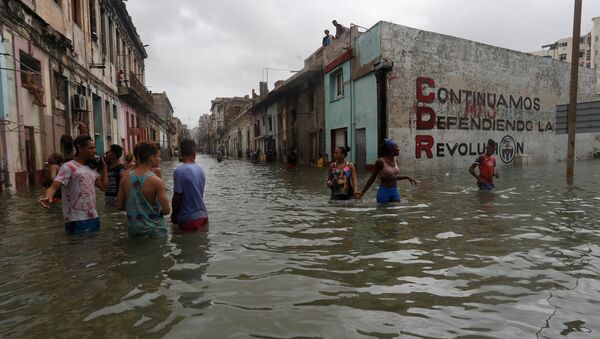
[{"left": 500, "top": 135, "right": 516, "bottom": 163}]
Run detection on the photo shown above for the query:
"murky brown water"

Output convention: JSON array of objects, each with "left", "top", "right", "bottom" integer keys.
[{"left": 1, "top": 156, "right": 599, "bottom": 338}]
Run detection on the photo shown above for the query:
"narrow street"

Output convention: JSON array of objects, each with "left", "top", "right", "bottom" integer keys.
[{"left": 1, "top": 157, "right": 599, "bottom": 337}]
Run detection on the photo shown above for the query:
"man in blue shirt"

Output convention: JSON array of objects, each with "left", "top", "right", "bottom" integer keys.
[{"left": 171, "top": 139, "right": 208, "bottom": 231}]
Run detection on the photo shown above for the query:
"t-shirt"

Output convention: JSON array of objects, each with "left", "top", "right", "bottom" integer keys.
[
  {"left": 106, "top": 164, "right": 125, "bottom": 197},
  {"left": 474, "top": 154, "right": 496, "bottom": 184},
  {"left": 54, "top": 160, "right": 99, "bottom": 223},
  {"left": 173, "top": 163, "right": 207, "bottom": 224}
]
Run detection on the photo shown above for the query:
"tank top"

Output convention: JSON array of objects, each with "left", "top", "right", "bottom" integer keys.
[
  {"left": 379, "top": 157, "right": 400, "bottom": 178},
  {"left": 331, "top": 161, "right": 353, "bottom": 198},
  {"left": 125, "top": 171, "right": 166, "bottom": 237},
  {"left": 478, "top": 154, "right": 496, "bottom": 184}
]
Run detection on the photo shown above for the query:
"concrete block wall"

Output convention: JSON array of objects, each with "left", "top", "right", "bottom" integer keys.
[{"left": 378, "top": 21, "right": 600, "bottom": 170}]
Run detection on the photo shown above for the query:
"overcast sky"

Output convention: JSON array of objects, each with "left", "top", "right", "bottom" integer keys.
[{"left": 125, "top": 0, "right": 600, "bottom": 127}]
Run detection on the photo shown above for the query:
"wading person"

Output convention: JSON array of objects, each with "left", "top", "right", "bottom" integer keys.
[
  {"left": 327, "top": 146, "right": 360, "bottom": 201},
  {"left": 171, "top": 139, "right": 208, "bottom": 231},
  {"left": 43, "top": 153, "right": 64, "bottom": 203},
  {"left": 469, "top": 139, "right": 499, "bottom": 191},
  {"left": 356, "top": 139, "right": 417, "bottom": 205},
  {"left": 39, "top": 135, "right": 108, "bottom": 235},
  {"left": 105, "top": 144, "right": 125, "bottom": 206},
  {"left": 124, "top": 153, "right": 135, "bottom": 170},
  {"left": 116, "top": 142, "right": 170, "bottom": 237}
]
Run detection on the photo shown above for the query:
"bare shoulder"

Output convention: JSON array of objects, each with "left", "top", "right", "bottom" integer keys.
[{"left": 148, "top": 174, "right": 165, "bottom": 187}]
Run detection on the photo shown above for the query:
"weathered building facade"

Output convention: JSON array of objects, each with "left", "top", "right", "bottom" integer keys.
[
  {"left": 151, "top": 92, "right": 175, "bottom": 156},
  {"left": 0, "top": 0, "right": 173, "bottom": 192},
  {"left": 324, "top": 21, "right": 600, "bottom": 171}
]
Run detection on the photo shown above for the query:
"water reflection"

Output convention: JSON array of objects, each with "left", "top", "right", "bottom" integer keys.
[{"left": 0, "top": 156, "right": 599, "bottom": 337}]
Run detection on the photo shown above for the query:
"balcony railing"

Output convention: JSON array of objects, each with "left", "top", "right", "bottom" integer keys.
[{"left": 118, "top": 70, "right": 154, "bottom": 113}]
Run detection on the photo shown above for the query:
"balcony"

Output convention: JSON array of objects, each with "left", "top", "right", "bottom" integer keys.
[{"left": 118, "top": 71, "right": 154, "bottom": 114}]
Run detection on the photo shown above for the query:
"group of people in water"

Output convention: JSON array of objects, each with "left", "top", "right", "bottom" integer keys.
[
  {"left": 40, "top": 135, "right": 207, "bottom": 237},
  {"left": 327, "top": 138, "right": 417, "bottom": 204},
  {"left": 38, "top": 133, "right": 498, "bottom": 237},
  {"left": 327, "top": 138, "right": 499, "bottom": 204}
]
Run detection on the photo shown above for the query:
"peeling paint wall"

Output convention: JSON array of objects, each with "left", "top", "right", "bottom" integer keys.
[{"left": 378, "top": 21, "right": 600, "bottom": 170}]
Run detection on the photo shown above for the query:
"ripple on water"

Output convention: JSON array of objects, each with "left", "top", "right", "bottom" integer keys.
[{"left": 1, "top": 158, "right": 600, "bottom": 337}]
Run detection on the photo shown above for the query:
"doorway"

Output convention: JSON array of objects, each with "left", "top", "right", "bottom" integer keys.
[{"left": 24, "top": 127, "right": 35, "bottom": 188}]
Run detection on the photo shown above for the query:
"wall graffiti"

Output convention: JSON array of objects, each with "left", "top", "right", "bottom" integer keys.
[{"left": 414, "top": 77, "right": 552, "bottom": 162}]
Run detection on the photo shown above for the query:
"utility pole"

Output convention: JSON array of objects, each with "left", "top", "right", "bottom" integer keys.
[{"left": 566, "top": 0, "right": 582, "bottom": 185}]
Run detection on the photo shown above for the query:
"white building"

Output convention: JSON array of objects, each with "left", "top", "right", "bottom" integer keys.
[{"left": 531, "top": 17, "right": 600, "bottom": 92}]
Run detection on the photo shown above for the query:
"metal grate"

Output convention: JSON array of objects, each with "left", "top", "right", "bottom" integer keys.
[{"left": 556, "top": 100, "right": 600, "bottom": 134}]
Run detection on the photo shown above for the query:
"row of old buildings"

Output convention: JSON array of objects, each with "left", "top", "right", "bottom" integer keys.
[
  {"left": 0, "top": 0, "right": 186, "bottom": 193},
  {"left": 198, "top": 20, "right": 600, "bottom": 171}
]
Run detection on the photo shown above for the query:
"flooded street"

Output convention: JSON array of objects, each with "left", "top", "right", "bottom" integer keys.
[{"left": 1, "top": 156, "right": 600, "bottom": 338}]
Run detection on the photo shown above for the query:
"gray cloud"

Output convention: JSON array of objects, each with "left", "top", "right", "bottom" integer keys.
[{"left": 124, "top": 0, "right": 600, "bottom": 126}]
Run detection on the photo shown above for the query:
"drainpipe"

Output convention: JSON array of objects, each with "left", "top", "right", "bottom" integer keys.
[{"left": 0, "top": 31, "right": 10, "bottom": 190}]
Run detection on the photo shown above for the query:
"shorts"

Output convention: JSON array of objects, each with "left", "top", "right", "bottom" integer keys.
[
  {"left": 478, "top": 182, "right": 496, "bottom": 191},
  {"left": 180, "top": 217, "right": 209, "bottom": 232},
  {"left": 330, "top": 192, "right": 354, "bottom": 201},
  {"left": 105, "top": 195, "right": 117, "bottom": 206},
  {"left": 65, "top": 218, "right": 100, "bottom": 235},
  {"left": 376, "top": 186, "right": 401, "bottom": 204},
  {"left": 129, "top": 228, "right": 167, "bottom": 238}
]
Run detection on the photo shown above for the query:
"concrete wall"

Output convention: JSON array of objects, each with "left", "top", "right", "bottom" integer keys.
[
  {"left": 378, "top": 21, "right": 600, "bottom": 170},
  {"left": 267, "top": 102, "right": 279, "bottom": 154},
  {"left": 352, "top": 73, "right": 378, "bottom": 165}
]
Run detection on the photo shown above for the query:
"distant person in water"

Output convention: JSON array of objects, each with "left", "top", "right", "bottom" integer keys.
[
  {"left": 356, "top": 139, "right": 417, "bottom": 204},
  {"left": 105, "top": 144, "right": 125, "bottom": 206},
  {"left": 327, "top": 146, "right": 359, "bottom": 200},
  {"left": 469, "top": 139, "right": 499, "bottom": 191},
  {"left": 43, "top": 153, "right": 64, "bottom": 203},
  {"left": 171, "top": 139, "right": 208, "bottom": 231},
  {"left": 124, "top": 153, "right": 135, "bottom": 170}
]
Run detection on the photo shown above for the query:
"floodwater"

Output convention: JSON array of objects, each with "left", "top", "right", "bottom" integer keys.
[{"left": 1, "top": 156, "right": 599, "bottom": 338}]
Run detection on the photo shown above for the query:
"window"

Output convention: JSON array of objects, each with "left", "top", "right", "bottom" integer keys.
[
  {"left": 559, "top": 54, "right": 567, "bottom": 61},
  {"left": 330, "top": 69, "right": 344, "bottom": 100},
  {"left": 108, "top": 18, "right": 114, "bottom": 63},
  {"left": 586, "top": 62, "right": 590, "bottom": 68},
  {"left": 579, "top": 51, "right": 584, "bottom": 58},
  {"left": 559, "top": 42, "right": 568, "bottom": 47},
  {"left": 89, "top": 0, "right": 97, "bottom": 41},
  {"left": 100, "top": 8, "right": 106, "bottom": 55},
  {"left": 268, "top": 117, "right": 272, "bottom": 132},
  {"left": 19, "top": 52, "right": 42, "bottom": 88},
  {"left": 113, "top": 104, "right": 117, "bottom": 119},
  {"left": 71, "top": 0, "right": 82, "bottom": 27},
  {"left": 54, "top": 74, "right": 67, "bottom": 105},
  {"left": 105, "top": 100, "right": 111, "bottom": 136}
]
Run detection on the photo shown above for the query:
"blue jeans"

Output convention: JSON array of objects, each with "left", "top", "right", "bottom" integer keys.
[
  {"left": 376, "top": 186, "right": 401, "bottom": 204},
  {"left": 64, "top": 218, "right": 100, "bottom": 235}
]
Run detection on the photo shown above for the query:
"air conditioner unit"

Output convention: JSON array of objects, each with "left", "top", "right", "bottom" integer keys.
[{"left": 72, "top": 94, "right": 88, "bottom": 111}]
